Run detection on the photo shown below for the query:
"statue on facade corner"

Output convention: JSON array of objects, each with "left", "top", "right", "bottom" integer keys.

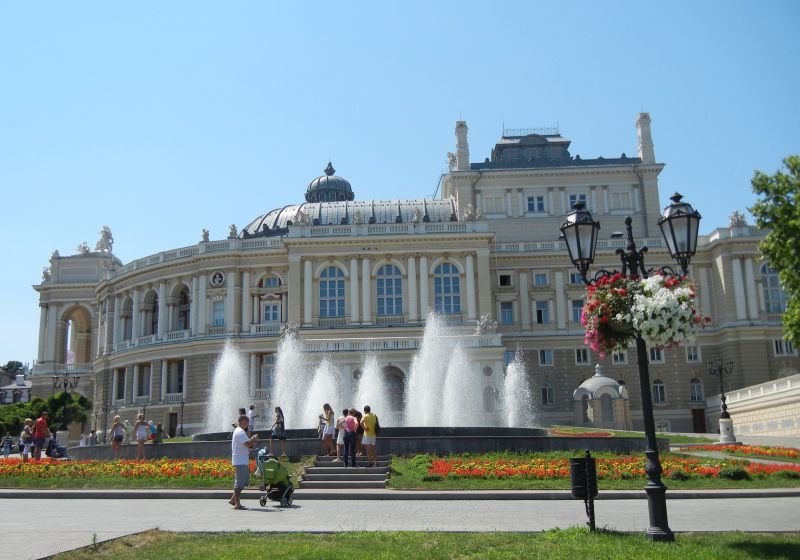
[
  {"left": 353, "top": 210, "right": 363, "bottom": 225},
  {"left": 476, "top": 313, "right": 497, "bottom": 335},
  {"left": 411, "top": 207, "right": 422, "bottom": 223},
  {"left": 729, "top": 210, "right": 748, "bottom": 228},
  {"left": 95, "top": 226, "right": 114, "bottom": 253},
  {"left": 228, "top": 224, "right": 238, "bottom": 239},
  {"left": 280, "top": 321, "right": 300, "bottom": 339},
  {"left": 294, "top": 209, "right": 311, "bottom": 226},
  {"left": 463, "top": 203, "right": 481, "bottom": 221},
  {"left": 42, "top": 267, "right": 51, "bottom": 282},
  {"left": 201, "top": 229, "right": 210, "bottom": 243},
  {"left": 51, "top": 250, "right": 60, "bottom": 259},
  {"left": 447, "top": 152, "right": 457, "bottom": 170},
  {"left": 76, "top": 242, "right": 90, "bottom": 255}
]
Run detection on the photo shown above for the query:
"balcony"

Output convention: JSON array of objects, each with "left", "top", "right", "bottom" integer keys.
[
  {"left": 375, "top": 315, "right": 405, "bottom": 326},
  {"left": 255, "top": 388, "right": 271, "bottom": 400},
  {"left": 133, "top": 396, "right": 150, "bottom": 406},
  {"left": 250, "top": 323, "right": 282, "bottom": 335},
  {"left": 208, "top": 325, "right": 226, "bottom": 335},
  {"left": 137, "top": 334, "right": 156, "bottom": 346},
  {"left": 165, "top": 329, "right": 190, "bottom": 341},
  {"left": 164, "top": 393, "right": 184, "bottom": 403},
  {"left": 318, "top": 317, "right": 348, "bottom": 328}
]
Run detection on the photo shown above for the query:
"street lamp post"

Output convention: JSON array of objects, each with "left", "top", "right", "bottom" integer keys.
[
  {"left": 179, "top": 399, "right": 186, "bottom": 437},
  {"left": 560, "top": 192, "right": 701, "bottom": 543},
  {"left": 52, "top": 372, "right": 80, "bottom": 393},
  {"left": 100, "top": 401, "right": 117, "bottom": 444},
  {"left": 706, "top": 358, "right": 737, "bottom": 443}
]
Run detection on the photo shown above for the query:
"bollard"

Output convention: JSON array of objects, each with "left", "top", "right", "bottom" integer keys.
[{"left": 569, "top": 448, "right": 598, "bottom": 531}]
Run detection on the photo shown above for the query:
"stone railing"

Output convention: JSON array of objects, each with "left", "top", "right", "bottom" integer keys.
[
  {"left": 318, "top": 317, "right": 348, "bottom": 328},
  {"left": 137, "top": 334, "right": 156, "bottom": 346},
  {"left": 250, "top": 323, "right": 282, "bottom": 335},
  {"left": 302, "top": 333, "right": 502, "bottom": 353},
  {"left": 292, "top": 221, "right": 486, "bottom": 238},
  {"left": 375, "top": 315, "right": 405, "bottom": 326},
  {"left": 708, "top": 375, "right": 799, "bottom": 407},
  {"left": 165, "top": 329, "right": 191, "bottom": 341},
  {"left": 255, "top": 388, "right": 271, "bottom": 400},
  {"left": 134, "top": 396, "right": 150, "bottom": 406},
  {"left": 208, "top": 326, "right": 226, "bottom": 335},
  {"left": 164, "top": 393, "right": 184, "bottom": 403}
]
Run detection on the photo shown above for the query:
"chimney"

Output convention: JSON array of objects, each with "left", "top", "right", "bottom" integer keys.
[
  {"left": 636, "top": 113, "right": 655, "bottom": 164},
  {"left": 455, "top": 121, "right": 470, "bottom": 171},
  {"left": 15, "top": 374, "right": 25, "bottom": 386}
]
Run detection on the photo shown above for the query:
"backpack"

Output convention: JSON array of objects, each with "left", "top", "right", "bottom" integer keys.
[{"left": 374, "top": 415, "right": 381, "bottom": 435}]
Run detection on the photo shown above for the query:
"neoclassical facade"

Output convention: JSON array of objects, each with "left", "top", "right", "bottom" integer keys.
[{"left": 32, "top": 114, "right": 799, "bottom": 435}]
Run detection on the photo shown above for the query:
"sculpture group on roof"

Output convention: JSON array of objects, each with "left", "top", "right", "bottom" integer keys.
[{"left": 95, "top": 226, "right": 114, "bottom": 253}]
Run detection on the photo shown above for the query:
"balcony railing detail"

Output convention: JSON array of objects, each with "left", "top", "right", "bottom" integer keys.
[
  {"left": 250, "top": 323, "right": 282, "bottom": 335},
  {"left": 137, "top": 335, "right": 156, "bottom": 346},
  {"left": 165, "top": 329, "right": 190, "bottom": 341},
  {"left": 164, "top": 393, "right": 184, "bottom": 403},
  {"left": 375, "top": 315, "right": 405, "bottom": 326}
]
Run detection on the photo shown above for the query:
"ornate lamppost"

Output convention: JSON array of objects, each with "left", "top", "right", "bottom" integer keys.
[
  {"left": 560, "top": 192, "right": 701, "bottom": 542},
  {"left": 179, "top": 399, "right": 186, "bottom": 437},
  {"left": 706, "top": 357, "right": 737, "bottom": 443},
  {"left": 53, "top": 372, "right": 80, "bottom": 393},
  {"left": 100, "top": 401, "right": 118, "bottom": 444}
]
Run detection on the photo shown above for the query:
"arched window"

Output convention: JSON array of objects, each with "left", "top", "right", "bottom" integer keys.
[
  {"left": 689, "top": 378, "right": 704, "bottom": 402},
  {"left": 376, "top": 265, "right": 403, "bottom": 316},
  {"left": 652, "top": 379, "right": 667, "bottom": 403},
  {"left": 259, "top": 275, "right": 281, "bottom": 288},
  {"left": 761, "top": 265, "right": 788, "bottom": 313},
  {"left": 433, "top": 262, "right": 461, "bottom": 315},
  {"left": 319, "top": 267, "right": 345, "bottom": 317},
  {"left": 541, "top": 380, "right": 554, "bottom": 405},
  {"left": 176, "top": 287, "right": 190, "bottom": 331}
]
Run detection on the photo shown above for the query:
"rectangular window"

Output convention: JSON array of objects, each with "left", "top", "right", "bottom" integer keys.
[
  {"left": 612, "top": 350, "right": 628, "bottom": 365},
  {"left": 685, "top": 345, "right": 700, "bottom": 363},
  {"left": 535, "top": 301, "right": 550, "bottom": 324},
  {"left": 527, "top": 195, "right": 545, "bottom": 213},
  {"left": 541, "top": 384, "right": 554, "bottom": 405},
  {"left": 690, "top": 381, "right": 704, "bottom": 402},
  {"left": 611, "top": 191, "right": 632, "bottom": 209},
  {"left": 649, "top": 347, "right": 664, "bottom": 363},
  {"left": 571, "top": 299, "right": 584, "bottom": 323},
  {"left": 568, "top": 193, "right": 588, "bottom": 209},
  {"left": 653, "top": 382, "right": 667, "bottom": 403},
  {"left": 262, "top": 303, "right": 280, "bottom": 323},
  {"left": 212, "top": 301, "right": 225, "bottom": 327},
  {"left": 115, "top": 370, "right": 125, "bottom": 400},
  {"left": 569, "top": 272, "right": 583, "bottom": 285},
  {"left": 498, "top": 274, "right": 512, "bottom": 287},
  {"left": 500, "top": 302, "right": 514, "bottom": 325},
  {"left": 575, "top": 348, "right": 590, "bottom": 365},
  {"left": 774, "top": 339, "right": 796, "bottom": 356},
  {"left": 533, "top": 273, "right": 548, "bottom": 286},
  {"left": 539, "top": 349, "right": 553, "bottom": 366}
]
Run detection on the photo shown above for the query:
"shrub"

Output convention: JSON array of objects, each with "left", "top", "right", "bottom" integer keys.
[
  {"left": 774, "top": 469, "right": 800, "bottom": 479},
  {"left": 718, "top": 467, "right": 750, "bottom": 480},
  {"left": 409, "top": 454, "right": 432, "bottom": 471},
  {"left": 668, "top": 470, "right": 692, "bottom": 481},
  {"left": 421, "top": 474, "right": 443, "bottom": 482}
]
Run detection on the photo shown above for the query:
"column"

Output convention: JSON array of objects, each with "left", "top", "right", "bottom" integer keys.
[
  {"left": 45, "top": 303, "right": 58, "bottom": 364},
  {"left": 547, "top": 189, "right": 555, "bottom": 216},
  {"left": 407, "top": 256, "right": 418, "bottom": 322},
  {"left": 149, "top": 361, "right": 157, "bottom": 400},
  {"left": 350, "top": 258, "right": 360, "bottom": 324},
  {"left": 518, "top": 271, "right": 530, "bottom": 329},
  {"left": 281, "top": 293, "right": 288, "bottom": 323},
  {"left": 190, "top": 276, "right": 199, "bottom": 333},
  {"left": 182, "top": 359, "right": 188, "bottom": 400},
  {"left": 198, "top": 274, "right": 207, "bottom": 334},
  {"left": 698, "top": 267, "right": 712, "bottom": 320},
  {"left": 104, "top": 299, "right": 113, "bottom": 353},
  {"left": 242, "top": 270, "right": 252, "bottom": 330},
  {"left": 112, "top": 369, "right": 119, "bottom": 403},
  {"left": 37, "top": 305, "right": 47, "bottom": 363},
  {"left": 744, "top": 257, "right": 759, "bottom": 320},
  {"left": 157, "top": 282, "right": 167, "bottom": 336},
  {"left": 131, "top": 288, "right": 142, "bottom": 343},
  {"left": 362, "top": 257, "right": 372, "bottom": 324},
  {"left": 160, "top": 361, "right": 168, "bottom": 401},
  {"left": 96, "top": 307, "right": 104, "bottom": 358},
  {"left": 225, "top": 270, "right": 236, "bottom": 332},
  {"left": 113, "top": 295, "right": 122, "bottom": 344},
  {"left": 731, "top": 258, "right": 747, "bottom": 320},
  {"left": 554, "top": 271, "right": 566, "bottom": 329},
  {"left": 505, "top": 190, "right": 513, "bottom": 216},
  {"left": 465, "top": 254, "right": 477, "bottom": 321},
  {"left": 123, "top": 366, "right": 129, "bottom": 405},
  {"left": 249, "top": 353, "right": 258, "bottom": 397},
  {"left": 419, "top": 256, "right": 429, "bottom": 318},
  {"left": 303, "top": 259, "right": 313, "bottom": 325},
  {"left": 132, "top": 364, "right": 140, "bottom": 400}
]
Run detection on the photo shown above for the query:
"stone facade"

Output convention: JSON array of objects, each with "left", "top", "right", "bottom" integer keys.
[{"left": 31, "top": 114, "right": 799, "bottom": 436}]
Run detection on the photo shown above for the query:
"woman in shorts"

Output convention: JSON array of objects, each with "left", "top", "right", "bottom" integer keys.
[
  {"left": 20, "top": 418, "right": 34, "bottom": 462},
  {"left": 334, "top": 408, "right": 349, "bottom": 462},
  {"left": 107, "top": 415, "right": 125, "bottom": 459},
  {"left": 321, "top": 403, "right": 336, "bottom": 456},
  {"left": 133, "top": 413, "right": 149, "bottom": 459}
]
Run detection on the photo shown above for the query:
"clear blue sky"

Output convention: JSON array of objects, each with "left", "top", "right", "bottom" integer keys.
[{"left": 1, "top": 1, "right": 798, "bottom": 366}]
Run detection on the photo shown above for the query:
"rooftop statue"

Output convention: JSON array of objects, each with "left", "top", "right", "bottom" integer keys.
[
  {"left": 201, "top": 229, "right": 210, "bottom": 243},
  {"left": 41, "top": 267, "right": 51, "bottom": 282},
  {"left": 51, "top": 250, "right": 60, "bottom": 259},
  {"left": 353, "top": 210, "right": 363, "bottom": 225},
  {"left": 729, "top": 210, "right": 748, "bottom": 228},
  {"left": 228, "top": 224, "right": 238, "bottom": 239},
  {"left": 411, "top": 207, "right": 422, "bottom": 223},
  {"left": 95, "top": 226, "right": 114, "bottom": 253},
  {"left": 476, "top": 312, "right": 497, "bottom": 335},
  {"left": 447, "top": 152, "right": 457, "bottom": 170},
  {"left": 293, "top": 209, "right": 311, "bottom": 226},
  {"left": 463, "top": 203, "right": 481, "bottom": 221},
  {"left": 76, "top": 242, "right": 90, "bottom": 255}
]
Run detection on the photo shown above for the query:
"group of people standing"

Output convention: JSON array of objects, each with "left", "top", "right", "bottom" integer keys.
[
  {"left": 7, "top": 411, "right": 52, "bottom": 462},
  {"left": 106, "top": 414, "right": 169, "bottom": 459},
  {"left": 320, "top": 403, "right": 380, "bottom": 468}
]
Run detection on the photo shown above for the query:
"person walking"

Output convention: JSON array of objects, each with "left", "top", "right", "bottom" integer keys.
[
  {"left": 33, "top": 411, "right": 51, "bottom": 461},
  {"left": 342, "top": 408, "right": 358, "bottom": 468},
  {"left": 20, "top": 418, "right": 33, "bottom": 462},
  {"left": 1, "top": 432, "right": 13, "bottom": 458},
  {"left": 229, "top": 414, "right": 258, "bottom": 510},
  {"left": 333, "top": 408, "right": 348, "bottom": 462},
  {"left": 133, "top": 414, "right": 149, "bottom": 459},
  {"left": 107, "top": 415, "right": 125, "bottom": 459},
  {"left": 247, "top": 405, "right": 259, "bottom": 431},
  {"left": 320, "top": 403, "right": 335, "bottom": 456},
  {"left": 269, "top": 406, "right": 286, "bottom": 456},
  {"left": 361, "top": 405, "right": 379, "bottom": 467}
]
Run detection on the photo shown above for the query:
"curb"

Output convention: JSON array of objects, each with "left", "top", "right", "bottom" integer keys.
[{"left": 2, "top": 489, "right": 799, "bottom": 500}]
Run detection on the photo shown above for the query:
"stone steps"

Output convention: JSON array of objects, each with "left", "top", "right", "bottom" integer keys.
[
  {"left": 305, "top": 466, "right": 387, "bottom": 475},
  {"left": 300, "top": 455, "right": 390, "bottom": 490},
  {"left": 299, "top": 480, "right": 388, "bottom": 489},
  {"left": 303, "top": 473, "right": 387, "bottom": 482}
]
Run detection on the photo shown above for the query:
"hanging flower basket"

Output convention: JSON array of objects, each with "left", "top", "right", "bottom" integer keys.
[{"left": 581, "top": 272, "right": 710, "bottom": 357}]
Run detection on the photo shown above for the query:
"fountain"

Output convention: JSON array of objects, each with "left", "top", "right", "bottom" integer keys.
[
  {"left": 354, "top": 353, "right": 393, "bottom": 424},
  {"left": 203, "top": 339, "right": 251, "bottom": 433},
  {"left": 502, "top": 350, "right": 537, "bottom": 428}
]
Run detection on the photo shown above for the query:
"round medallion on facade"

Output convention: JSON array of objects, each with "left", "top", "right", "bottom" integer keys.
[{"left": 210, "top": 271, "right": 225, "bottom": 288}]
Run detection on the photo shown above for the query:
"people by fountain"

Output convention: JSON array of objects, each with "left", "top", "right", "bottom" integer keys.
[
  {"left": 269, "top": 407, "right": 286, "bottom": 456},
  {"left": 320, "top": 404, "right": 336, "bottom": 456},
  {"left": 229, "top": 414, "right": 258, "bottom": 510},
  {"left": 233, "top": 408, "right": 247, "bottom": 432},
  {"left": 133, "top": 414, "right": 149, "bottom": 460},
  {"left": 342, "top": 408, "right": 358, "bottom": 468},
  {"left": 247, "top": 404, "right": 259, "bottom": 431},
  {"left": 152, "top": 422, "right": 170, "bottom": 444},
  {"left": 333, "top": 408, "right": 349, "bottom": 463},
  {"left": 361, "top": 405, "right": 379, "bottom": 467},
  {"left": 107, "top": 415, "right": 124, "bottom": 460},
  {"left": 354, "top": 410, "right": 364, "bottom": 456}
]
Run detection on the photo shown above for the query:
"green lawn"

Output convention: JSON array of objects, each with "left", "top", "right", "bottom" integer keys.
[
  {"left": 549, "top": 425, "right": 716, "bottom": 444},
  {"left": 52, "top": 529, "right": 800, "bottom": 560}
]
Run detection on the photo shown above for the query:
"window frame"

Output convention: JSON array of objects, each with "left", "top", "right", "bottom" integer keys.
[
  {"left": 319, "top": 266, "right": 346, "bottom": 318},
  {"left": 535, "top": 301, "right": 550, "bottom": 324},
  {"left": 376, "top": 264, "right": 403, "bottom": 316},
  {"left": 652, "top": 379, "right": 667, "bottom": 403},
  {"left": 433, "top": 262, "right": 462, "bottom": 315},
  {"left": 575, "top": 347, "right": 590, "bottom": 365},
  {"left": 538, "top": 348, "right": 554, "bottom": 367}
]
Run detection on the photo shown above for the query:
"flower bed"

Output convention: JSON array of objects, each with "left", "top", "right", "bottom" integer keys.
[
  {"left": 682, "top": 445, "right": 800, "bottom": 461},
  {"left": 426, "top": 454, "right": 800, "bottom": 480}
]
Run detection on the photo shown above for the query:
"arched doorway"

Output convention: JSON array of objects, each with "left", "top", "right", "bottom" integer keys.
[{"left": 58, "top": 305, "right": 94, "bottom": 365}]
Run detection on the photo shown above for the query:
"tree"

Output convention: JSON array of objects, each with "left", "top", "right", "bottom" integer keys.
[
  {"left": 750, "top": 156, "right": 800, "bottom": 344},
  {"left": 2, "top": 361, "right": 26, "bottom": 374}
]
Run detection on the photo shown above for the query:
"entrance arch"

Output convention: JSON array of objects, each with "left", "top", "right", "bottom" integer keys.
[
  {"left": 57, "top": 305, "right": 94, "bottom": 365},
  {"left": 381, "top": 365, "right": 406, "bottom": 412}
]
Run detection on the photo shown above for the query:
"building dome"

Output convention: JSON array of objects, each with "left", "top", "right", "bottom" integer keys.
[
  {"left": 573, "top": 364, "right": 628, "bottom": 400},
  {"left": 305, "top": 162, "right": 355, "bottom": 203}
]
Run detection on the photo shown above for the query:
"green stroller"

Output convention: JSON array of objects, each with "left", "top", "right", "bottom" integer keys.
[{"left": 256, "top": 448, "right": 294, "bottom": 507}]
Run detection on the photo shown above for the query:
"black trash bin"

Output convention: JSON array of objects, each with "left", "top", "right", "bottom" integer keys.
[{"left": 569, "top": 454, "right": 598, "bottom": 499}]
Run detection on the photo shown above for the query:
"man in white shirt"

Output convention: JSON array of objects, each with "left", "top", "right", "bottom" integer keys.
[
  {"left": 229, "top": 415, "right": 258, "bottom": 510},
  {"left": 247, "top": 404, "right": 259, "bottom": 431}
]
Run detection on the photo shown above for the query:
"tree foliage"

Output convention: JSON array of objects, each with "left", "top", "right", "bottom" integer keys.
[
  {"left": 0, "top": 393, "right": 92, "bottom": 436},
  {"left": 2, "top": 361, "right": 26, "bottom": 374},
  {"left": 749, "top": 156, "right": 800, "bottom": 344}
]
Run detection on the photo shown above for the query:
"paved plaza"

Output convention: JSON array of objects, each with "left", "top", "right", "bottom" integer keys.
[{"left": 2, "top": 495, "right": 799, "bottom": 560}]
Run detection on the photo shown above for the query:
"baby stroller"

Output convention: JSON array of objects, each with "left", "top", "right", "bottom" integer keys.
[
  {"left": 45, "top": 435, "right": 70, "bottom": 459},
  {"left": 256, "top": 448, "right": 294, "bottom": 507}
]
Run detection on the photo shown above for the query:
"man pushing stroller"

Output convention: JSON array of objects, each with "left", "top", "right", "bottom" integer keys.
[{"left": 255, "top": 448, "right": 294, "bottom": 507}]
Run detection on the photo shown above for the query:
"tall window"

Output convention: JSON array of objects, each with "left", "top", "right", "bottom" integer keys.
[
  {"left": 649, "top": 347, "right": 664, "bottom": 363},
  {"left": 762, "top": 265, "right": 788, "bottom": 313},
  {"left": 611, "top": 191, "right": 632, "bottom": 210},
  {"left": 500, "top": 301, "right": 514, "bottom": 325},
  {"left": 535, "top": 301, "right": 550, "bottom": 324},
  {"left": 686, "top": 345, "right": 700, "bottom": 363},
  {"left": 652, "top": 379, "right": 667, "bottom": 403},
  {"left": 433, "top": 263, "right": 461, "bottom": 315},
  {"left": 527, "top": 195, "right": 545, "bottom": 213},
  {"left": 571, "top": 299, "right": 584, "bottom": 323},
  {"left": 569, "top": 193, "right": 587, "bottom": 209},
  {"left": 376, "top": 265, "right": 403, "bottom": 316},
  {"left": 612, "top": 350, "right": 628, "bottom": 365},
  {"left": 539, "top": 349, "right": 553, "bottom": 366},
  {"left": 541, "top": 380, "right": 554, "bottom": 405},
  {"left": 262, "top": 303, "right": 280, "bottom": 323},
  {"left": 575, "top": 348, "right": 590, "bottom": 365},
  {"left": 533, "top": 273, "right": 548, "bottom": 286},
  {"left": 211, "top": 301, "right": 225, "bottom": 327},
  {"left": 569, "top": 272, "right": 583, "bottom": 285},
  {"left": 689, "top": 378, "right": 704, "bottom": 402},
  {"left": 319, "top": 267, "right": 345, "bottom": 317}
]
